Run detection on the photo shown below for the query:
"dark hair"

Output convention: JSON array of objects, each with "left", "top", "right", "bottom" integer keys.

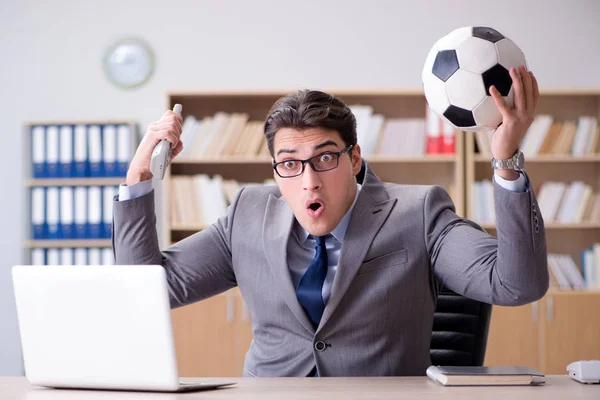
[{"left": 264, "top": 89, "right": 357, "bottom": 157}]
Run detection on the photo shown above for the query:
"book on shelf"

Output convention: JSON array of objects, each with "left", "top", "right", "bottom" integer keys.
[
  {"left": 170, "top": 175, "right": 274, "bottom": 229},
  {"left": 548, "top": 253, "right": 583, "bottom": 289},
  {"left": 175, "top": 107, "right": 458, "bottom": 161},
  {"left": 472, "top": 180, "right": 600, "bottom": 225},
  {"left": 546, "top": 250, "right": 600, "bottom": 290},
  {"left": 537, "top": 181, "right": 600, "bottom": 224},
  {"left": 474, "top": 115, "right": 599, "bottom": 157},
  {"left": 580, "top": 243, "right": 600, "bottom": 289}
]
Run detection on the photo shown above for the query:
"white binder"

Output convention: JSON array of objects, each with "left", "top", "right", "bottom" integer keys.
[
  {"left": 59, "top": 125, "right": 74, "bottom": 177},
  {"left": 59, "top": 187, "right": 74, "bottom": 239},
  {"left": 103, "top": 125, "right": 117, "bottom": 176},
  {"left": 74, "top": 248, "right": 87, "bottom": 265},
  {"left": 88, "top": 248, "right": 102, "bottom": 266},
  {"left": 30, "top": 248, "right": 45, "bottom": 265},
  {"left": 74, "top": 187, "right": 87, "bottom": 239},
  {"left": 46, "top": 248, "right": 60, "bottom": 265},
  {"left": 31, "top": 126, "right": 46, "bottom": 178},
  {"left": 60, "top": 248, "right": 74, "bottom": 266},
  {"left": 88, "top": 125, "right": 103, "bottom": 177},
  {"left": 117, "top": 124, "right": 134, "bottom": 175},
  {"left": 102, "top": 248, "right": 114, "bottom": 265},
  {"left": 46, "top": 187, "right": 60, "bottom": 239},
  {"left": 31, "top": 187, "right": 45, "bottom": 239},
  {"left": 102, "top": 186, "right": 114, "bottom": 239},
  {"left": 88, "top": 186, "right": 102, "bottom": 238},
  {"left": 46, "top": 125, "right": 60, "bottom": 177},
  {"left": 74, "top": 125, "right": 88, "bottom": 177}
]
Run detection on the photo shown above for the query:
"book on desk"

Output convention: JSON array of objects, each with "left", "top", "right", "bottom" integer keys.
[{"left": 426, "top": 365, "right": 545, "bottom": 386}]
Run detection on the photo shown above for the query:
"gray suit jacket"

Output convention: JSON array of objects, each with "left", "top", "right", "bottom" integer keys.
[{"left": 112, "top": 161, "right": 549, "bottom": 377}]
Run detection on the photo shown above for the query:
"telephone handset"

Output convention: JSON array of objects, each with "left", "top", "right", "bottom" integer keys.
[{"left": 150, "top": 103, "right": 182, "bottom": 180}]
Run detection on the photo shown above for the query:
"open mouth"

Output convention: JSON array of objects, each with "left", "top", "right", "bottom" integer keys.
[
  {"left": 309, "top": 202, "right": 322, "bottom": 211},
  {"left": 306, "top": 199, "right": 325, "bottom": 218}
]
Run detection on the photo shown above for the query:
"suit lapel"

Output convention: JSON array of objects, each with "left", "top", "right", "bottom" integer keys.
[
  {"left": 263, "top": 195, "right": 314, "bottom": 334},
  {"left": 318, "top": 164, "right": 396, "bottom": 332}
]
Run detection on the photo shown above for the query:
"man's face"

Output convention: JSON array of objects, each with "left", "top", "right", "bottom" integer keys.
[{"left": 273, "top": 127, "right": 362, "bottom": 237}]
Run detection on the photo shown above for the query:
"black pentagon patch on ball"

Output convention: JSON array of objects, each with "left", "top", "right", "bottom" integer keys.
[
  {"left": 482, "top": 64, "right": 512, "bottom": 96},
  {"left": 472, "top": 27, "right": 505, "bottom": 43},
  {"left": 444, "top": 105, "right": 476, "bottom": 128},
  {"left": 432, "top": 50, "right": 459, "bottom": 82}
]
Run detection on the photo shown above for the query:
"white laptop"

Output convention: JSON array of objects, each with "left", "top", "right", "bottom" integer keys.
[{"left": 11, "top": 264, "right": 236, "bottom": 392}]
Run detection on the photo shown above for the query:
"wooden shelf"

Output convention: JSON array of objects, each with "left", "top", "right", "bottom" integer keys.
[
  {"left": 547, "top": 288, "right": 600, "bottom": 295},
  {"left": 479, "top": 222, "right": 600, "bottom": 230},
  {"left": 474, "top": 154, "right": 600, "bottom": 163},
  {"left": 167, "top": 88, "right": 426, "bottom": 96},
  {"left": 171, "top": 225, "right": 209, "bottom": 231},
  {"left": 24, "top": 239, "right": 112, "bottom": 248},
  {"left": 24, "top": 120, "right": 136, "bottom": 126},
  {"left": 173, "top": 155, "right": 458, "bottom": 165},
  {"left": 167, "top": 88, "right": 600, "bottom": 97},
  {"left": 24, "top": 178, "right": 124, "bottom": 187}
]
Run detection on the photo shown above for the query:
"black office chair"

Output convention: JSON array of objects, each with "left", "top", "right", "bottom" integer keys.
[{"left": 430, "top": 286, "right": 492, "bottom": 366}]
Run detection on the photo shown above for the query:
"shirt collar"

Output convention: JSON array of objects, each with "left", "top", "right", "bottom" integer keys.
[{"left": 296, "top": 184, "right": 361, "bottom": 244}]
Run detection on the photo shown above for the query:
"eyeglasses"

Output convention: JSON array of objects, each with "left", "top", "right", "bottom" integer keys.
[{"left": 272, "top": 145, "right": 353, "bottom": 178}]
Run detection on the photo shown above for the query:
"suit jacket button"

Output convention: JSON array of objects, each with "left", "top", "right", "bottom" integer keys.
[{"left": 315, "top": 341, "right": 327, "bottom": 352}]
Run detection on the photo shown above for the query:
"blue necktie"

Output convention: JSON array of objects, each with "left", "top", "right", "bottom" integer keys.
[{"left": 296, "top": 235, "right": 328, "bottom": 329}]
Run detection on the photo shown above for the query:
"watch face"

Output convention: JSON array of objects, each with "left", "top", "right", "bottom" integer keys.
[{"left": 104, "top": 39, "right": 154, "bottom": 89}]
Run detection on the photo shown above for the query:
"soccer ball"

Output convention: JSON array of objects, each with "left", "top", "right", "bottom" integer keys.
[{"left": 422, "top": 26, "right": 527, "bottom": 132}]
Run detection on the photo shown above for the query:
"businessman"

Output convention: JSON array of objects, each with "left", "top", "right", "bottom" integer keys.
[{"left": 113, "top": 65, "right": 548, "bottom": 377}]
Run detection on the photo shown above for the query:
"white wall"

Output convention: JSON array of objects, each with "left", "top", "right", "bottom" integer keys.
[{"left": 1, "top": 0, "right": 599, "bottom": 375}]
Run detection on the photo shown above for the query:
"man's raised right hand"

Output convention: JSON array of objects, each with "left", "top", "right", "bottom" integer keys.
[{"left": 126, "top": 110, "right": 184, "bottom": 186}]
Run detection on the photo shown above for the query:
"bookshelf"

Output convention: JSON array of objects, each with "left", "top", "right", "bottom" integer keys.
[
  {"left": 468, "top": 90, "right": 600, "bottom": 373},
  {"left": 23, "top": 120, "right": 137, "bottom": 265}
]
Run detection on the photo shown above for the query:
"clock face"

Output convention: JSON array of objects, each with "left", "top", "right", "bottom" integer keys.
[{"left": 104, "top": 39, "right": 154, "bottom": 89}]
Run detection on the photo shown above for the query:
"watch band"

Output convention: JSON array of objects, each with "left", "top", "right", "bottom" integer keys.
[{"left": 491, "top": 150, "right": 524, "bottom": 171}]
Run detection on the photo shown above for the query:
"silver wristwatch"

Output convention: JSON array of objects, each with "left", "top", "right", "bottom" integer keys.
[{"left": 491, "top": 150, "right": 524, "bottom": 171}]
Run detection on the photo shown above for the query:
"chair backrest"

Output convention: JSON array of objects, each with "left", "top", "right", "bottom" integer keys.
[{"left": 430, "top": 286, "right": 492, "bottom": 366}]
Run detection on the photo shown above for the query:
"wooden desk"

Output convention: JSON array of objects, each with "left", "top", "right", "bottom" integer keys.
[{"left": 1, "top": 376, "right": 597, "bottom": 399}]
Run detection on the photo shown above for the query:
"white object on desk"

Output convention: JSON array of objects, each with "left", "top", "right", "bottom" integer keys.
[
  {"left": 11, "top": 264, "right": 234, "bottom": 392},
  {"left": 567, "top": 360, "right": 600, "bottom": 384}
]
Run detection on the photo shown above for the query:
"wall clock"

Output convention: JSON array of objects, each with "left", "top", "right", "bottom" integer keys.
[{"left": 103, "top": 38, "right": 154, "bottom": 89}]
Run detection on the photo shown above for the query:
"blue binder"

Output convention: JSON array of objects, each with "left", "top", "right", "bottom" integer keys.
[
  {"left": 59, "top": 186, "right": 75, "bottom": 239},
  {"left": 46, "top": 187, "right": 60, "bottom": 239},
  {"left": 46, "top": 126, "right": 60, "bottom": 178},
  {"left": 59, "top": 125, "right": 74, "bottom": 178},
  {"left": 117, "top": 124, "right": 133, "bottom": 176},
  {"left": 88, "top": 125, "right": 103, "bottom": 177},
  {"left": 31, "top": 126, "right": 47, "bottom": 178},
  {"left": 74, "top": 187, "right": 87, "bottom": 239},
  {"left": 88, "top": 186, "right": 102, "bottom": 238},
  {"left": 31, "top": 187, "right": 46, "bottom": 239},
  {"left": 74, "top": 125, "right": 88, "bottom": 177},
  {"left": 103, "top": 125, "right": 118, "bottom": 177},
  {"left": 102, "top": 186, "right": 115, "bottom": 239}
]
